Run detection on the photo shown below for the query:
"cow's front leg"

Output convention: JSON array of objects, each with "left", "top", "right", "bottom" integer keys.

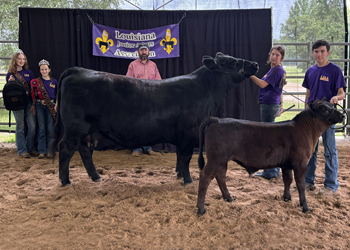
[
  {"left": 78, "top": 143, "right": 102, "bottom": 182},
  {"left": 58, "top": 138, "right": 77, "bottom": 186},
  {"left": 175, "top": 144, "right": 194, "bottom": 184},
  {"left": 294, "top": 166, "right": 310, "bottom": 213},
  {"left": 215, "top": 163, "right": 233, "bottom": 202},
  {"left": 282, "top": 168, "right": 293, "bottom": 201}
]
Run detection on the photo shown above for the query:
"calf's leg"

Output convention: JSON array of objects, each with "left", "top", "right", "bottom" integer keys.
[
  {"left": 215, "top": 163, "right": 233, "bottom": 202},
  {"left": 197, "top": 162, "right": 219, "bottom": 215},
  {"left": 294, "top": 166, "right": 310, "bottom": 212},
  {"left": 282, "top": 168, "right": 293, "bottom": 201},
  {"left": 78, "top": 143, "right": 102, "bottom": 182}
]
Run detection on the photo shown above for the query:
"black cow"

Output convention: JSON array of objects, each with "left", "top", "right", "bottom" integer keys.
[
  {"left": 197, "top": 99, "right": 345, "bottom": 214},
  {"left": 49, "top": 52, "right": 259, "bottom": 186}
]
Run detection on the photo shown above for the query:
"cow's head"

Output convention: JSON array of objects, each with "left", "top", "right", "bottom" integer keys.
[
  {"left": 308, "top": 98, "right": 345, "bottom": 125},
  {"left": 202, "top": 52, "right": 259, "bottom": 81}
]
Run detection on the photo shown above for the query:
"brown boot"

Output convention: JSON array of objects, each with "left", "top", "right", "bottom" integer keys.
[{"left": 38, "top": 154, "right": 45, "bottom": 159}]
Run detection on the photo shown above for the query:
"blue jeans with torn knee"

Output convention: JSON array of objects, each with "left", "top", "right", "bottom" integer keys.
[
  {"left": 305, "top": 125, "right": 339, "bottom": 191},
  {"left": 259, "top": 103, "right": 281, "bottom": 178}
]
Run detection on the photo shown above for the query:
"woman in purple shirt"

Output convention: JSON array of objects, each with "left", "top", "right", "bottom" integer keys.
[
  {"left": 249, "top": 45, "right": 287, "bottom": 179},
  {"left": 6, "top": 49, "right": 37, "bottom": 158},
  {"left": 31, "top": 59, "right": 58, "bottom": 159}
]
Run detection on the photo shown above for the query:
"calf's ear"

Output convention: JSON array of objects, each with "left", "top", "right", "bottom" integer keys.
[
  {"left": 308, "top": 101, "right": 314, "bottom": 110},
  {"left": 203, "top": 56, "right": 217, "bottom": 70}
]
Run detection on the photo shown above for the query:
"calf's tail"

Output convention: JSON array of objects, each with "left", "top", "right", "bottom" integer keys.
[{"left": 198, "top": 116, "right": 218, "bottom": 170}]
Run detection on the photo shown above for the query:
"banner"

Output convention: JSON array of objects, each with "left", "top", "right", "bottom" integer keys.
[{"left": 93, "top": 23, "right": 179, "bottom": 59}]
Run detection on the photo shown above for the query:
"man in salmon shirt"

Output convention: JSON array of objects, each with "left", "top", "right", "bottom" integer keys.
[{"left": 126, "top": 43, "right": 161, "bottom": 156}]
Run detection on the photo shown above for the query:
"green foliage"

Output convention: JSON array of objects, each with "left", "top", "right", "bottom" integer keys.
[
  {"left": 0, "top": 133, "right": 16, "bottom": 143},
  {"left": 0, "top": 0, "right": 126, "bottom": 71},
  {"left": 279, "top": 0, "right": 346, "bottom": 71}
]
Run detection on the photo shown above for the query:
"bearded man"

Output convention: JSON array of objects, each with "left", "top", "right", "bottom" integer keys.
[{"left": 126, "top": 43, "right": 162, "bottom": 156}]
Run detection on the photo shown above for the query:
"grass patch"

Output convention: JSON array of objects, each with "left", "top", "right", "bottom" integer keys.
[{"left": 0, "top": 133, "right": 15, "bottom": 143}]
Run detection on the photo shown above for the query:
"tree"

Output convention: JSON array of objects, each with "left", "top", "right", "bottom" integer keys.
[
  {"left": 279, "top": 0, "right": 346, "bottom": 71},
  {"left": 0, "top": 0, "right": 126, "bottom": 70}
]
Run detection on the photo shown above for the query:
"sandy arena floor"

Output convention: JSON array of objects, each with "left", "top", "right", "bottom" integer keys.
[{"left": 0, "top": 138, "right": 350, "bottom": 249}]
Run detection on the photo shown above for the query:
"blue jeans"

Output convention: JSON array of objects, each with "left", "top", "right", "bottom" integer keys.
[
  {"left": 305, "top": 125, "right": 339, "bottom": 191},
  {"left": 260, "top": 103, "right": 281, "bottom": 178},
  {"left": 133, "top": 146, "right": 152, "bottom": 153},
  {"left": 12, "top": 99, "right": 36, "bottom": 155},
  {"left": 36, "top": 101, "right": 54, "bottom": 154}
]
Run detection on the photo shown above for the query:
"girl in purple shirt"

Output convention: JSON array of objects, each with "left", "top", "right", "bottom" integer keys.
[
  {"left": 32, "top": 59, "right": 58, "bottom": 158},
  {"left": 249, "top": 45, "right": 287, "bottom": 179},
  {"left": 6, "top": 49, "right": 37, "bottom": 158}
]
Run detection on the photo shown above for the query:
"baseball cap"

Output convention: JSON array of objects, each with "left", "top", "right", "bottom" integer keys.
[{"left": 138, "top": 43, "right": 149, "bottom": 50}]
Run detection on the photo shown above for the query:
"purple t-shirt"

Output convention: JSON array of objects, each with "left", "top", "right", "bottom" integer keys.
[
  {"left": 259, "top": 65, "right": 286, "bottom": 104},
  {"left": 6, "top": 69, "right": 34, "bottom": 89},
  {"left": 42, "top": 78, "right": 58, "bottom": 99},
  {"left": 302, "top": 62, "right": 346, "bottom": 103}
]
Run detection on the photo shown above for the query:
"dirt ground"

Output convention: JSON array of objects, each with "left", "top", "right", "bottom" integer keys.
[{"left": 1, "top": 138, "right": 350, "bottom": 250}]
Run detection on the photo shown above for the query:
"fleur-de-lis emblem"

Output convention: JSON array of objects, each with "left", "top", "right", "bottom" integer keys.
[
  {"left": 95, "top": 30, "right": 114, "bottom": 54},
  {"left": 160, "top": 29, "right": 177, "bottom": 54}
]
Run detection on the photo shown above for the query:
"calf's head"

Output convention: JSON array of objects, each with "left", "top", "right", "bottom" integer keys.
[
  {"left": 202, "top": 52, "right": 259, "bottom": 82},
  {"left": 308, "top": 99, "right": 345, "bottom": 125}
]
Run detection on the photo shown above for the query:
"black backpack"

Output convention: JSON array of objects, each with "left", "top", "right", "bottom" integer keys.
[
  {"left": 3, "top": 80, "right": 29, "bottom": 111},
  {"left": 2, "top": 80, "right": 29, "bottom": 127}
]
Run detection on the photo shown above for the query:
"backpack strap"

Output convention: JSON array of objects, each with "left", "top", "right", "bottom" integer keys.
[
  {"left": 14, "top": 72, "right": 30, "bottom": 94},
  {"left": 37, "top": 77, "right": 57, "bottom": 121},
  {"left": 9, "top": 111, "right": 11, "bottom": 127}
]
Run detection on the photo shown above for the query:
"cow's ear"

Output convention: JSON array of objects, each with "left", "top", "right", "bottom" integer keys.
[
  {"left": 203, "top": 56, "right": 217, "bottom": 70},
  {"left": 216, "top": 52, "right": 224, "bottom": 58}
]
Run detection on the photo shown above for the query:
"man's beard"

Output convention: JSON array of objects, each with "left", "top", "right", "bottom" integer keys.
[{"left": 139, "top": 54, "right": 148, "bottom": 60}]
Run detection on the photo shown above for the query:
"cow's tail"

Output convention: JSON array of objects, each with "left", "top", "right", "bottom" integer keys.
[
  {"left": 47, "top": 68, "right": 70, "bottom": 161},
  {"left": 198, "top": 116, "right": 218, "bottom": 170}
]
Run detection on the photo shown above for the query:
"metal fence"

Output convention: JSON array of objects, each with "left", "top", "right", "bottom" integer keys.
[
  {"left": 1, "top": 41, "right": 350, "bottom": 133},
  {"left": 0, "top": 41, "right": 18, "bottom": 132}
]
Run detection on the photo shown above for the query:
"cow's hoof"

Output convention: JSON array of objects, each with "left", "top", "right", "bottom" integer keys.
[
  {"left": 197, "top": 207, "right": 206, "bottom": 215},
  {"left": 184, "top": 179, "right": 193, "bottom": 185},
  {"left": 225, "top": 196, "right": 233, "bottom": 202},
  {"left": 302, "top": 207, "right": 311, "bottom": 213},
  {"left": 93, "top": 178, "right": 103, "bottom": 183},
  {"left": 61, "top": 181, "right": 71, "bottom": 187},
  {"left": 283, "top": 197, "right": 292, "bottom": 202},
  {"left": 176, "top": 172, "right": 183, "bottom": 179}
]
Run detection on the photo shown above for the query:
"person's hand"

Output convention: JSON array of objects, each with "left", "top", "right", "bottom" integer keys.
[
  {"left": 8, "top": 75, "right": 15, "bottom": 81},
  {"left": 330, "top": 96, "right": 339, "bottom": 104},
  {"left": 276, "top": 103, "right": 283, "bottom": 117},
  {"left": 30, "top": 105, "right": 36, "bottom": 116}
]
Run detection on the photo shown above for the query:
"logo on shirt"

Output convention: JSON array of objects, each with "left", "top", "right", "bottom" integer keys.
[
  {"left": 95, "top": 30, "right": 114, "bottom": 54},
  {"left": 320, "top": 75, "right": 329, "bottom": 82},
  {"left": 24, "top": 74, "right": 30, "bottom": 77},
  {"left": 160, "top": 29, "right": 177, "bottom": 55}
]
